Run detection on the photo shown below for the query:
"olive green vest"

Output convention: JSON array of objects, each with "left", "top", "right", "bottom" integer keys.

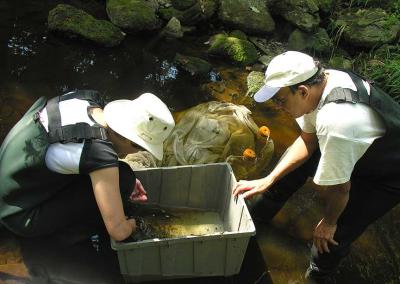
[{"left": 0, "top": 91, "right": 107, "bottom": 221}]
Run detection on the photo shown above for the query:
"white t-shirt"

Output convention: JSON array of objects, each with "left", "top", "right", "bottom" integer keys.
[
  {"left": 39, "top": 98, "right": 118, "bottom": 174},
  {"left": 296, "top": 70, "right": 386, "bottom": 186}
]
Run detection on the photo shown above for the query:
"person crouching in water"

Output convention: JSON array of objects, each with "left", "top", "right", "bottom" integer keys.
[
  {"left": 0, "top": 91, "right": 174, "bottom": 243},
  {"left": 233, "top": 51, "right": 400, "bottom": 283}
]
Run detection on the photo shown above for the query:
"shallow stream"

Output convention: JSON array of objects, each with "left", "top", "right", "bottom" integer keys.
[{"left": 1, "top": 1, "right": 400, "bottom": 284}]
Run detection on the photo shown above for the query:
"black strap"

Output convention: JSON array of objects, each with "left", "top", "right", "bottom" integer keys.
[
  {"left": 60, "top": 90, "right": 104, "bottom": 107},
  {"left": 46, "top": 91, "right": 108, "bottom": 144},
  {"left": 322, "top": 71, "right": 371, "bottom": 107},
  {"left": 48, "top": 123, "right": 108, "bottom": 144}
]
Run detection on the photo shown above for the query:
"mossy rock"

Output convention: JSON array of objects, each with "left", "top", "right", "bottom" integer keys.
[
  {"left": 328, "top": 55, "right": 353, "bottom": 70},
  {"left": 273, "top": 0, "right": 320, "bottom": 32},
  {"left": 208, "top": 33, "right": 259, "bottom": 66},
  {"left": 48, "top": 4, "right": 125, "bottom": 47},
  {"left": 230, "top": 30, "right": 247, "bottom": 40},
  {"left": 334, "top": 8, "right": 400, "bottom": 48},
  {"left": 288, "top": 28, "right": 333, "bottom": 55},
  {"left": 106, "top": 0, "right": 160, "bottom": 31},
  {"left": 246, "top": 71, "right": 265, "bottom": 97},
  {"left": 219, "top": 0, "right": 275, "bottom": 35}
]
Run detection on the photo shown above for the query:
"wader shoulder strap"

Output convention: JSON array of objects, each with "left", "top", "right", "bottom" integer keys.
[
  {"left": 60, "top": 90, "right": 105, "bottom": 107},
  {"left": 46, "top": 94, "right": 108, "bottom": 144},
  {"left": 322, "top": 71, "right": 370, "bottom": 107}
]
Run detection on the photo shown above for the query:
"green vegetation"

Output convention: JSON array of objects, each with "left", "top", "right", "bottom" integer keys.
[{"left": 354, "top": 46, "right": 400, "bottom": 102}]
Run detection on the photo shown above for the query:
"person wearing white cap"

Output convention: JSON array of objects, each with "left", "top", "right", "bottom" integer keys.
[
  {"left": 233, "top": 51, "right": 400, "bottom": 282},
  {"left": 0, "top": 90, "right": 175, "bottom": 244}
]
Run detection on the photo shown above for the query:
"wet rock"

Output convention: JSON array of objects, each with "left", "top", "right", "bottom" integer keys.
[
  {"left": 328, "top": 55, "right": 353, "bottom": 70},
  {"left": 171, "top": 0, "right": 197, "bottom": 10},
  {"left": 159, "top": 0, "right": 217, "bottom": 25},
  {"left": 106, "top": 0, "right": 161, "bottom": 32},
  {"left": 230, "top": 30, "right": 247, "bottom": 40},
  {"left": 246, "top": 71, "right": 264, "bottom": 97},
  {"left": 271, "top": 0, "right": 320, "bottom": 32},
  {"left": 174, "top": 53, "right": 212, "bottom": 78},
  {"left": 47, "top": 4, "right": 125, "bottom": 47},
  {"left": 334, "top": 8, "right": 400, "bottom": 48},
  {"left": 207, "top": 33, "right": 259, "bottom": 66},
  {"left": 161, "top": 17, "right": 184, "bottom": 38},
  {"left": 219, "top": 0, "right": 275, "bottom": 35},
  {"left": 248, "top": 38, "right": 286, "bottom": 65},
  {"left": 288, "top": 28, "right": 333, "bottom": 55}
]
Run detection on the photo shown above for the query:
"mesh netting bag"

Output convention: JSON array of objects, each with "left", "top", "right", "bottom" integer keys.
[{"left": 162, "top": 101, "right": 274, "bottom": 180}]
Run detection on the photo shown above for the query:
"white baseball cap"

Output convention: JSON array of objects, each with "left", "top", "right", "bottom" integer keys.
[
  {"left": 104, "top": 93, "right": 175, "bottom": 160},
  {"left": 254, "top": 51, "right": 319, "bottom": 102}
]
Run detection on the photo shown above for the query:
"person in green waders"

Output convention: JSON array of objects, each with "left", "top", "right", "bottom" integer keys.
[
  {"left": 0, "top": 91, "right": 175, "bottom": 243},
  {"left": 233, "top": 51, "right": 400, "bottom": 283}
]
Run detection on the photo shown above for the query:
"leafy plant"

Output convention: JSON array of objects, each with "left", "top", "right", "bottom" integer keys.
[{"left": 354, "top": 47, "right": 400, "bottom": 102}]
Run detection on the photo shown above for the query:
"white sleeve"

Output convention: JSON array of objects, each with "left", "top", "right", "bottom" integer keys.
[
  {"left": 45, "top": 143, "right": 84, "bottom": 174},
  {"left": 296, "top": 113, "right": 316, "bottom": 134}
]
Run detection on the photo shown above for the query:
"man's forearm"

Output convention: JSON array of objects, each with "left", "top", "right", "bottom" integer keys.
[
  {"left": 322, "top": 182, "right": 351, "bottom": 225},
  {"left": 270, "top": 131, "right": 318, "bottom": 182}
]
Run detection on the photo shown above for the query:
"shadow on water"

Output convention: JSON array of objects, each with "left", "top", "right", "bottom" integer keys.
[
  {"left": 14, "top": 233, "right": 272, "bottom": 284},
  {"left": 2, "top": 1, "right": 400, "bottom": 284}
]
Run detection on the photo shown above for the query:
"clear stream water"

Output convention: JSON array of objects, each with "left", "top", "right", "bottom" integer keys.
[{"left": 0, "top": 1, "right": 396, "bottom": 284}]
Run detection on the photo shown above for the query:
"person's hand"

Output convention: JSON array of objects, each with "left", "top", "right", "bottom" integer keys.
[
  {"left": 127, "top": 218, "right": 137, "bottom": 234},
  {"left": 313, "top": 218, "right": 338, "bottom": 254},
  {"left": 232, "top": 177, "right": 271, "bottom": 199},
  {"left": 129, "top": 179, "right": 147, "bottom": 202}
]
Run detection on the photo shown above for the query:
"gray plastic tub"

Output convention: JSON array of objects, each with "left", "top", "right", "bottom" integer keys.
[{"left": 111, "top": 163, "right": 256, "bottom": 283}]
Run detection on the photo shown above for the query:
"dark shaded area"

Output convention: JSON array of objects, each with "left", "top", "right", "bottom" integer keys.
[
  {"left": 0, "top": 0, "right": 214, "bottom": 114},
  {"left": 16, "top": 234, "right": 271, "bottom": 284}
]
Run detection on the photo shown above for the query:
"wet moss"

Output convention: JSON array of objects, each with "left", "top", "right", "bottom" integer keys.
[
  {"left": 48, "top": 4, "right": 125, "bottom": 47},
  {"left": 208, "top": 34, "right": 258, "bottom": 66},
  {"left": 106, "top": 0, "right": 160, "bottom": 31}
]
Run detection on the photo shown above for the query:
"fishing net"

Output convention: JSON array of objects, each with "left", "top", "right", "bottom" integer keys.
[{"left": 162, "top": 101, "right": 274, "bottom": 180}]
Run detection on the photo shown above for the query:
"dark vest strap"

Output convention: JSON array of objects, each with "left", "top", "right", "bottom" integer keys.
[
  {"left": 60, "top": 90, "right": 104, "bottom": 107},
  {"left": 46, "top": 91, "right": 108, "bottom": 144},
  {"left": 322, "top": 71, "right": 370, "bottom": 107}
]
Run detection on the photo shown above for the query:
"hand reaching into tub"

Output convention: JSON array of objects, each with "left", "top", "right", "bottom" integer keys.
[{"left": 129, "top": 178, "right": 148, "bottom": 202}]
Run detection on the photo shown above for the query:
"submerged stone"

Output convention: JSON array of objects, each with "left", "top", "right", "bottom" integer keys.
[
  {"left": 208, "top": 33, "right": 259, "bottom": 66},
  {"left": 48, "top": 4, "right": 125, "bottom": 47},
  {"left": 174, "top": 53, "right": 212, "bottom": 78}
]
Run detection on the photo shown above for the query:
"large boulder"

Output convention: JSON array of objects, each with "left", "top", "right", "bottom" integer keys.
[
  {"left": 106, "top": 0, "right": 161, "bottom": 32},
  {"left": 207, "top": 33, "right": 259, "bottom": 66},
  {"left": 271, "top": 0, "right": 320, "bottom": 32},
  {"left": 219, "top": 0, "right": 275, "bottom": 35},
  {"left": 48, "top": 4, "right": 125, "bottom": 47},
  {"left": 334, "top": 8, "right": 400, "bottom": 48},
  {"left": 288, "top": 28, "right": 333, "bottom": 55}
]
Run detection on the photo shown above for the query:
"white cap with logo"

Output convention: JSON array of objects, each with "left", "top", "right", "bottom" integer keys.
[
  {"left": 104, "top": 93, "right": 175, "bottom": 160},
  {"left": 254, "top": 51, "right": 319, "bottom": 102}
]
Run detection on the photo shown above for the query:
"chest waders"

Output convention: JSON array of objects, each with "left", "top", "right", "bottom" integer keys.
[
  {"left": 322, "top": 71, "right": 400, "bottom": 190},
  {"left": 0, "top": 90, "right": 107, "bottom": 228}
]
